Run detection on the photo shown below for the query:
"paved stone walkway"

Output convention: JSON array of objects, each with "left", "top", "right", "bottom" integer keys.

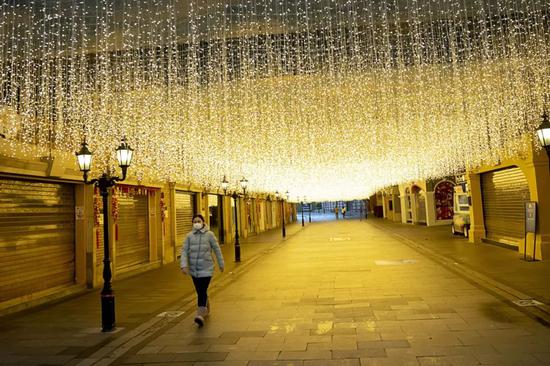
[
  {"left": 0, "top": 224, "right": 302, "bottom": 366},
  {"left": 370, "top": 220, "right": 550, "bottom": 304},
  {"left": 115, "top": 220, "right": 550, "bottom": 366}
]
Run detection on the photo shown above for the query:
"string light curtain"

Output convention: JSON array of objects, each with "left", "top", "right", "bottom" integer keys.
[{"left": 0, "top": 0, "right": 548, "bottom": 201}]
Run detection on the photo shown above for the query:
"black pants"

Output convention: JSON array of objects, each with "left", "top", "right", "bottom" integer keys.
[{"left": 192, "top": 276, "right": 211, "bottom": 307}]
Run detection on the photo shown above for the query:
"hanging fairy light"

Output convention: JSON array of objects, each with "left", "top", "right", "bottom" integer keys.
[{"left": 0, "top": 0, "right": 548, "bottom": 201}]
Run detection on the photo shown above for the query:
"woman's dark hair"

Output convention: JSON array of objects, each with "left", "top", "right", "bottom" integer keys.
[{"left": 192, "top": 214, "right": 205, "bottom": 222}]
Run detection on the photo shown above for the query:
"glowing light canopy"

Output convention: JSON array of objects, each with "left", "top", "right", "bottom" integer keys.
[{"left": 0, "top": 0, "right": 548, "bottom": 201}]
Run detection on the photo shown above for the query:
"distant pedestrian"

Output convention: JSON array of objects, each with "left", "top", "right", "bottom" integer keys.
[
  {"left": 341, "top": 206, "right": 347, "bottom": 219},
  {"left": 334, "top": 206, "right": 339, "bottom": 220},
  {"left": 181, "top": 214, "right": 225, "bottom": 327}
]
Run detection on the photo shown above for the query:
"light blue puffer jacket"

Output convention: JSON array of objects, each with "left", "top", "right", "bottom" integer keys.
[{"left": 180, "top": 225, "right": 225, "bottom": 278}]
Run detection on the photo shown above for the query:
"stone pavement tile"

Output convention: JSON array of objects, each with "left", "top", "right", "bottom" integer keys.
[
  {"left": 394, "top": 344, "right": 501, "bottom": 358},
  {"left": 278, "top": 350, "right": 332, "bottom": 360},
  {"left": 457, "top": 333, "right": 541, "bottom": 346},
  {"left": 188, "top": 336, "right": 240, "bottom": 345},
  {"left": 360, "top": 356, "right": 419, "bottom": 366},
  {"left": 408, "top": 334, "right": 462, "bottom": 347},
  {"left": 474, "top": 353, "right": 545, "bottom": 366},
  {"left": 491, "top": 341, "right": 550, "bottom": 354},
  {"left": 148, "top": 336, "right": 192, "bottom": 346},
  {"left": 380, "top": 332, "right": 408, "bottom": 341},
  {"left": 332, "top": 335, "right": 358, "bottom": 343},
  {"left": 303, "top": 359, "right": 360, "bottom": 366},
  {"left": 248, "top": 361, "right": 304, "bottom": 366},
  {"left": 194, "top": 362, "right": 248, "bottom": 366},
  {"left": 417, "top": 355, "right": 480, "bottom": 366},
  {"left": 225, "top": 350, "right": 280, "bottom": 360},
  {"left": 4, "top": 355, "right": 74, "bottom": 365},
  {"left": 332, "top": 349, "right": 387, "bottom": 359},
  {"left": 257, "top": 342, "right": 307, "bottom": 351},
  {"left": 137, "top": 345, "right": 163, "bottom": 354},
  {"left": 329, "top": 342, "right": 359, "bottom": 351},
  {"left": 333, "top": 322, "right": 360, "bottom": 329},
  {"left": 476, "top": 328, "right": 532, "bottom": 337},
  {"left": 235, "top": 337, "right": 264, "bottom": 346},
  {"left": 207, "top": 343, "right": 260, "bottom": 352},
  {"left": 357, "top": 340, "right": 410, "bottom": 349},
  {"left": 312, "top": 328, "right": 357, "bottom": 335},
  {"left": 160, "top": 344, "right": 210, "bottom": 353},
  {"left": 355, "top": 333, "right": 382, "bottom": 341},
  {"left": 285, "top": 335, "right": 332, "bottom": 344},
  {"left": 123, "top": 353, "right": 177, "bottom": 363},
  {"left": 171, "top": 351, "right": 228, "bottom": 361},
  {"left": 306, "top": 342, "right": 331, "bottom": 350}
]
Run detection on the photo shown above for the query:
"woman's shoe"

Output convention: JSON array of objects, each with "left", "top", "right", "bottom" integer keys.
[
  {"left": 194, "top": 306, "right": 208, "bottom": 327},
  {"left": 194, "top": 314, "right": 204, "bottom": 327}
]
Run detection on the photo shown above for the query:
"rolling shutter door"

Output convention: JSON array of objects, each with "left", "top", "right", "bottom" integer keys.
[
  {"left": 0, "top": 177, "right": 75, "bottom": 303},
  {"left": 116, "top": 194, "right": 149, "bottom": 270},
  {"left": 175, "top": 191, "right": 194, "bottom": 258},
  {"left": 481, "top": 167, "right": 530, "bottom": 246}
]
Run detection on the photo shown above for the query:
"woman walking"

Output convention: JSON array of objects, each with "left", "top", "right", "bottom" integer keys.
[{"left": 181, "top": 214, "right": 225, "bottom": 327}]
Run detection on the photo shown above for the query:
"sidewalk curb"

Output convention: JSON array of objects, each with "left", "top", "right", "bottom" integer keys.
[
  {"left": 371, "top": 221, "right": 550, "bottom": 327},
  {"left": 75, "top": 225, "right": 306, "bottom": 366}
]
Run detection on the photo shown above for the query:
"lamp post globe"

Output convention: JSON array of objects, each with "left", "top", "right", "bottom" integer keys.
[
  {"left": 536, "top": 111, "right": 550, "bottom": 156},
  {"left": 115, "top": 137, "right": 134, "bottom": 179},
  {"left": 76, "top": 141, "right": 93, "bottom": 181},
  {"left": 240, "top": 177, "right": 248, "bottom": 195},
  {"left": 221, "top": 175, "right": 229, "bottom": 195}
]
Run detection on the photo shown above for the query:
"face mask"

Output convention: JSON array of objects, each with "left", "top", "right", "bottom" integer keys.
[{"left": 193, "top": 222, "right": 204, "bottom": 230}]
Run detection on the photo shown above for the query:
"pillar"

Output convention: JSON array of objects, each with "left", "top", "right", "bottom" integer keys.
[
  {"left": 425, "top": 191, "right": 436, "bottom": 226},
  {"left": 522, "top": 152, "right": 550, "bottom": 260},
  {"left": 467, "top": 172, "right": 486, "bottom": 244}
]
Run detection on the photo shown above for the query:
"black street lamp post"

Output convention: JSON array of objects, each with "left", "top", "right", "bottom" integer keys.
[
  {"left": 221, "top": 176, "right": 247, "bottom": 262},
  {"left": 308, "top": 199, "right": 312, "bottom": 223},
  {"left": 301, "top": 199, "right": 305, "bottom": 227},
  {"left": 75, "top": 137, "right": 134, "bottom": 332},
  {"left": 231, "top": 191, "right": 241, "bottom": 262},
  {"left": 276, "top": 191, "right": 286, "bottom": 238}
]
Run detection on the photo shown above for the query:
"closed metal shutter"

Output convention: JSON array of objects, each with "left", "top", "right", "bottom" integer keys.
[
  {"left": 116, "top": 194, "right": 149, "bottom": 270},
  {"left": 0, "top": 177, "right": 75, "bottom": 303},
  {"left": 481, "top": 167, "right": 530, "bottom": 246},
  {"left": 175, "top": 191, "right": 194, "bottom": 258}
]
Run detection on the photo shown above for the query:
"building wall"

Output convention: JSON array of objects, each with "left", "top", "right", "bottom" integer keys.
[
  {"left": 378, "top": 142, "right": 550, "bottom": 260},
  {"left": 467, "top": 143, "right": 550, "bottom": 260},
  {"left": 380, "top": 187, "right": 400, "bottom": 222},
  {"left": 0, "top": 142, "right": 296, "bottom": 314}
]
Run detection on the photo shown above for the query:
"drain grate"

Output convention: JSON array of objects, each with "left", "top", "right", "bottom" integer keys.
[
  {"left": 375, "top": 259, "right": 417, "bottom": 266},
  {"left": 512, "top": 299, "right": 543, "bottom": 307}
]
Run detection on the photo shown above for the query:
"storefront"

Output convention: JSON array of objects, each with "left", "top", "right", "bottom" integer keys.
[
  {"left": 207, "top": 194, "right": 223, "bottom": 244},
  {"left": 175, "top": 191, "right": 195, "bottom": 257},
  {"left": 481, "top": 167, "right": 530, "bottom": 247},
  {"left": 113, "top": 186, "right": 151, "bottom": 272},
  {"left": 0, "top": 177, "right": 76, "bottom": 305}
]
